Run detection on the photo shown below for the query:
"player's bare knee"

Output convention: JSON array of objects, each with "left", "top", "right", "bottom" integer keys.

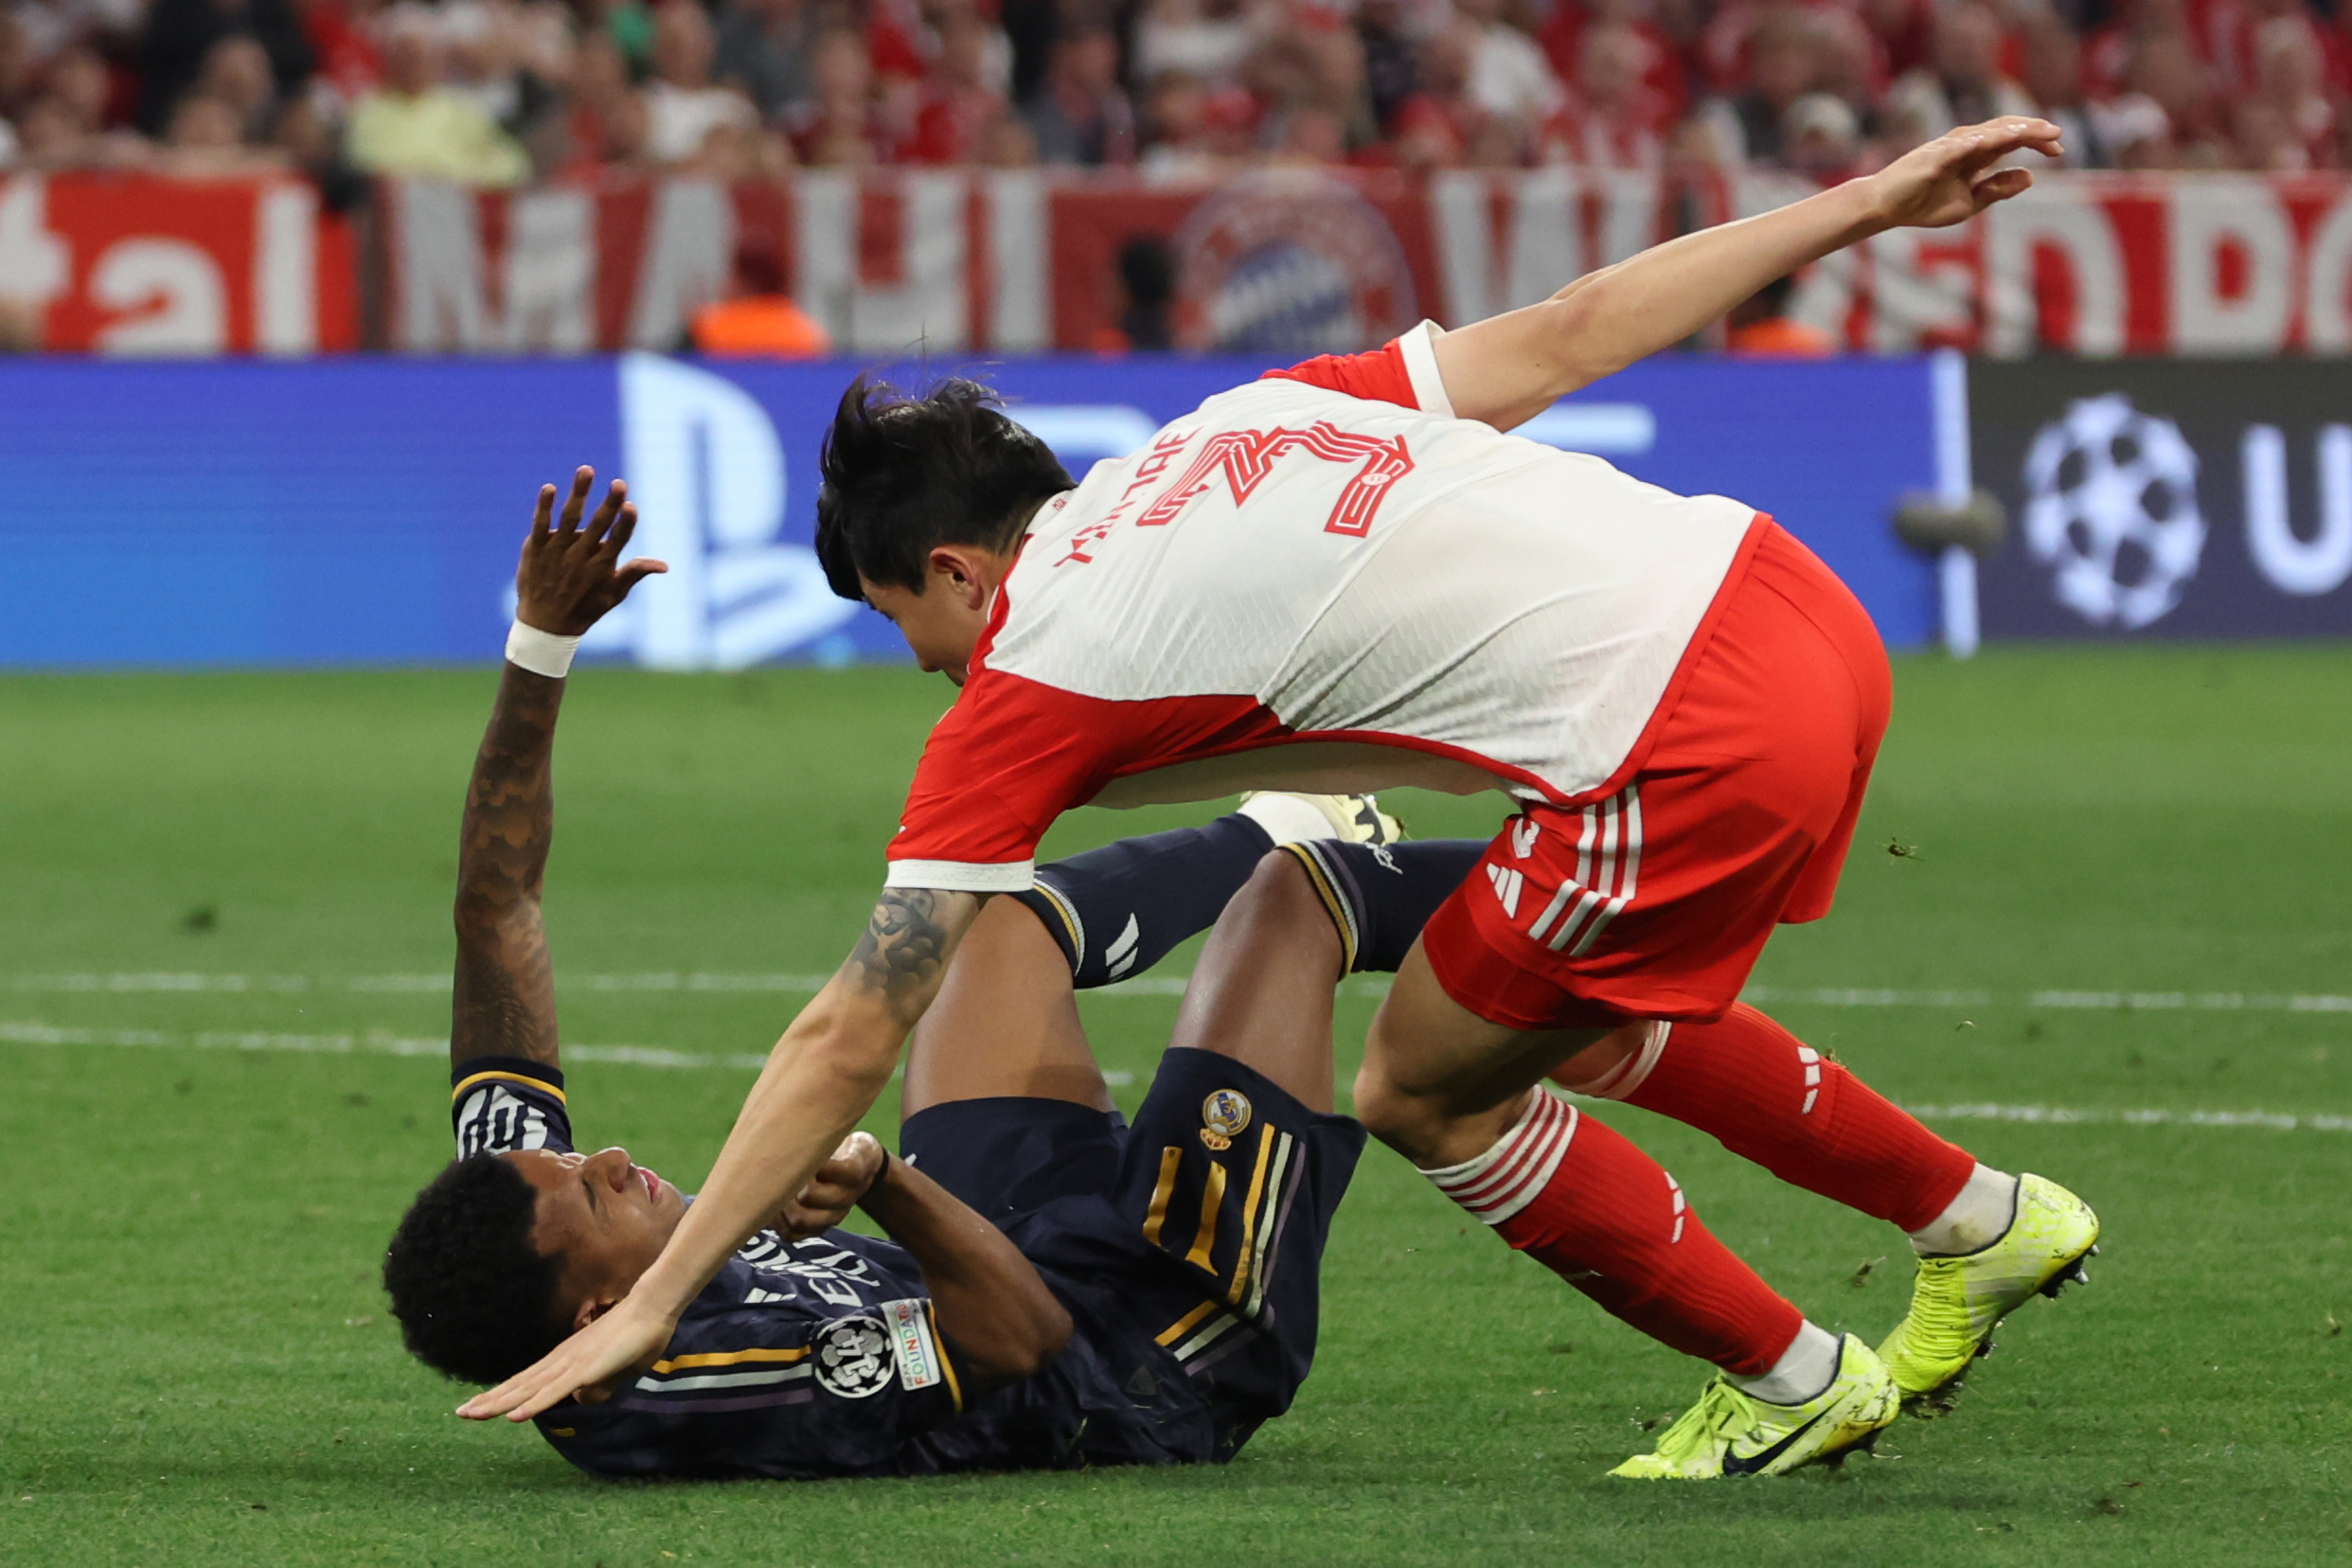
[
  {"left": 1248, "top": 846, "right": 1334, "bottom": 922},
  {"left": 1221, "top": 848, "right": 1345, "bottom": 965},
  {"left": 1350, "top": 1056, "right": 1445, "bottom": 1162}
]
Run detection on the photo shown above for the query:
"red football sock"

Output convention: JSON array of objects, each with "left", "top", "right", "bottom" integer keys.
[
  {"left": 1603, "top": 1005, "right": 1976, "bottom": 1233},
  {"left": 1425, "top": 1091, "right": 1803, "bottom": 1376}
]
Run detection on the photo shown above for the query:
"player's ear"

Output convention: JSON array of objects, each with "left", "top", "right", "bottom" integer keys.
[{"left": 926, "top": 544, "right": 992, "bottom": 611}]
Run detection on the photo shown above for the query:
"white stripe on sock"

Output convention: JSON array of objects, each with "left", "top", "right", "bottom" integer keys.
[
  {"left": 1562, "top": 1020, "right": 1672, "bottom": 1101},
  {"left": 1423, "top": 1091, "right": 1579, "bottom": 1227}
]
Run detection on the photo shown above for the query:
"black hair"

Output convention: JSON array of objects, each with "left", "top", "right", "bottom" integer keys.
[
  {"left": 813, "top": 375, "right": 1075, "bottom": 601},
  {"left": 383, "top": 1154, "right": 567, "bottom": 1386}
]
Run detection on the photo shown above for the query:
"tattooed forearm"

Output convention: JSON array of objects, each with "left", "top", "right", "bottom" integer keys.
[
  {"left": 845, "top": 888, "right": 981, "bottom": 1024},
  {"left": 847, "top": 889, "right": 952, "bottom": 1000},
  {"left": 450, "top": 665, "right": 566, "bottom": 1068},
  {"left": 452, "top": 917, "right": 557, "bottom": 1063}
]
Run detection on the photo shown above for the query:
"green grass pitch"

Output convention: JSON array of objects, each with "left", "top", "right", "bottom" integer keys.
[{"left": 2, "top": 646, "right": 2347, "bottom": 1567}]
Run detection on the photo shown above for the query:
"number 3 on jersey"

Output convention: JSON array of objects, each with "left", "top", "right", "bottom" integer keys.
[{"left": 1136, "top": 422, "right": 1415, "bottom": 538}]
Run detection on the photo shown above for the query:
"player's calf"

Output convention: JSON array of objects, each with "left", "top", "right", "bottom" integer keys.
[
  {"left": 1568, "top": 1003, "right": 1979, "bottom": 1232},
  {"left": 1361, "top": 958, "right": 1880, "bottom": 1462},
  {"left": 1557, "top": 1003, "right": 2103, "bottom": 1415}
]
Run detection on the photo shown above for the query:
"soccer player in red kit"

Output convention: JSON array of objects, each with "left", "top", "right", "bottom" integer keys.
[{"left": 466, "top": 116, "right": 2100, "bottom": 1478}]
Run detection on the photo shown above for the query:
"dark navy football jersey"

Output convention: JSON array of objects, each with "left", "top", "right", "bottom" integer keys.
[{"left": 450, "top": 1058, "right": 1214, "bottom": 1481}]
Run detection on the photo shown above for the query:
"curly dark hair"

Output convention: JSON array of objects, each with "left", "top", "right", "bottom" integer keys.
[
  {"left": 383, "top": 1154, "right": 567, "bottom": 1386},
  {"left": 813, "top": 375, "right": 1074, "bottom": 601}
]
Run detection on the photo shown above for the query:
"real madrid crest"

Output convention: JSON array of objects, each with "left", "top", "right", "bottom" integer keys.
[{"left": 1200, "top": 1088, "right": 1252, "bottom": 1151}]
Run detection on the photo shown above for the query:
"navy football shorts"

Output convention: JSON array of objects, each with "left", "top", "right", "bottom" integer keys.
[{"left": 899, "top": 1047, "right": 1365, "bottom": 1458}]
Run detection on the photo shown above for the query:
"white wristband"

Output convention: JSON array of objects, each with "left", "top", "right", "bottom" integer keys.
[{"left": 505, "top": 620, "right": 583, "bottom": 679}]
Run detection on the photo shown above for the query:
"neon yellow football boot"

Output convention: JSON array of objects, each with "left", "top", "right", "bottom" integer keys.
[
  {"left": 1610, "top": 1334, "right": 1898, "bottom": 1479},
  {"left": 1238, "top": 791, "right": 1404, "bottom": 845},
  {"left": 1876, "top": 1172, "right": 2100, "bottom": 1414}
]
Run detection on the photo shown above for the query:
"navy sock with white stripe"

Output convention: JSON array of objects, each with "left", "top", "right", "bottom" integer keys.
[
  {"left": 1276, "top": 839, "right": 1486, "bottom": 972},
  {"left": 1014, "top": 814, "right": 1274, "bottom": 989}
]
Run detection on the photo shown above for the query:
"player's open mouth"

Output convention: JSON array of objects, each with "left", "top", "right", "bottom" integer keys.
[{"left": 639, "top": 1167, "right": 661, "bottom": 1203}]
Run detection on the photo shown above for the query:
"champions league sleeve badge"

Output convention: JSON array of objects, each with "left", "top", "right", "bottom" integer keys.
[
  {"left": 1200, "top": 1088, "right": 1253, "bottom": 1151},
  {"left": 812, "top": 1315, "right": 896, "bottom": 1399}
]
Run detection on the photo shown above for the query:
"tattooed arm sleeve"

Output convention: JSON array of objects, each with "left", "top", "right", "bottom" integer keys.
[
  {"left": 449, "top": 663, "right": 567, "bottom": 1073},
  {"left": 842, "top": 886, "right": 988, "bottom": 1029}
]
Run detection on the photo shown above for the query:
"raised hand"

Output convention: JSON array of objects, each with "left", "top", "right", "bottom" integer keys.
[
  {"left": 770, "top": 1131, "right": 887, "bottom": 1240},
  {"left": 1866, "top": 116, "right": 2064, "bottom": 231},
  {"left": 516, "top": 467, "right": 668, "bottom": 636}
]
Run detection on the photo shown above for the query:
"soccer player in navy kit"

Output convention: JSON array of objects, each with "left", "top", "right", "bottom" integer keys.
[{"left": 384, "top": 472, "right": 1479, "bottom": 1478}]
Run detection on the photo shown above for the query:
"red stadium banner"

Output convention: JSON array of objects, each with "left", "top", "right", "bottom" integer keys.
[
  {"left": 1703, "top": 170, "right": 2352, "bottom": 357},
  {"left": 371, "top": 167, "right": 1671, "bottom": 357},
  {"left": 14, "top": 168, "right": 2352, "bottom": 358},
  {"left": 0, "top": 172, "right": 358, "bottom": 354},
  {"left": 377, "top": 168, "right": 2352, "bottom": 359},
  {"left": 376, "top": 171, "right": 1044, "bottom": 355}
]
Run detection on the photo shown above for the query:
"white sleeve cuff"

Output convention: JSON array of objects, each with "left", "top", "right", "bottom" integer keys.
[
  {"left": 882, "top": 859, "right": 1038, "bottom": 894},
  {"left": 1398, "top": 319, "right": 1455, "bottom": 420}
]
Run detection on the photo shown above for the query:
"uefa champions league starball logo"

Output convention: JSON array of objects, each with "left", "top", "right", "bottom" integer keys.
[
  {"left": 813, "top": 1316, "right": 895, "bottom": 1399},
  {"left": 2022, "top": 393, "right": 2207, "bottom": 630}
]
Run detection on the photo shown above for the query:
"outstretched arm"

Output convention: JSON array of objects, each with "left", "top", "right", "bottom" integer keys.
[
  {"left": 460, "top": 885, "right": 990, "bottom": 1421},
  {"left": 451, "top": 665, "right": 564, "bottom": 1069},
  {"left": 1432, "top": 116, "right": 2064, "bottom": 431},
  {"left": 449, "top": 468, "right": 664, "bottom": 1075}
]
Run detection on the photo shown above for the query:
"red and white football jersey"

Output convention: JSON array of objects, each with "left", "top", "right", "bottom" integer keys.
[{"left": 885, "top": 322, "right": 1761, "bottom": 893}]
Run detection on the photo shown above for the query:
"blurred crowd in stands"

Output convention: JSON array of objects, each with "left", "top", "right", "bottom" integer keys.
[{"left": 3, "top": 0, "right": 2349, "bottom": 193}]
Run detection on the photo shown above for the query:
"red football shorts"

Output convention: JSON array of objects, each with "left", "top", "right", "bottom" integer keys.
[{"left": 1421, "top": 520, "right": 1893, "bottom": 1031}]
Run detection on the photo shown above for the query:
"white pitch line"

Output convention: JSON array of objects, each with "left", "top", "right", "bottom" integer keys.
[
  {"left": 9, "top": 972, "right": 2348, "bottom": 1011},
  {"left": 0, "top": 1019, "right": 1137, "bottom": 1086},
  {"left": 0, "top": 1019, "right": 448, "bottom": 1057},
  {"left": 0, "top": 1018, "right": 770, "bottom": 1068},
  {"left": 0, "top": 971, "right": 846, "bottom": 996},
  {"left": 1904, "top": 1102, "right": 2352, "bottom": 1133},
  {"left": 1743, "top": 985, "right": 2352, "bottom": 1014},
  {"left": 0, "top": 1019, "right": 2324, "bottom": 1126}
]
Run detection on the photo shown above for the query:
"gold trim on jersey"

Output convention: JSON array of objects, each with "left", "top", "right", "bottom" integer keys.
[
  {"left": 1155, "top": 1300, "right": 1221, "bottom": 1348},
  {"left": 927, "top": 1302, "right": 964, "bottom": 1413},
  {"left": 451, "top": 1068, "right": 567, "bottom": 1106},
  {"left": 646, "top": 1345, "right": 810, "bottom": 1374},
  {"left": 1140, "top": 1146, "right": 1183, "bottom": 1247},
  {"left": 1184, "top": 1159, "right": 1227, "bottom": 1272},
  {"left": 1027, "top": 879, "right": 1085, "bottom": 969},
  {"left": 1224, "top": 1124, "right": 1278, "bottom": 1306},
  {"left": 1275, "top": 842, "right": 1358, "bottom": 972}
]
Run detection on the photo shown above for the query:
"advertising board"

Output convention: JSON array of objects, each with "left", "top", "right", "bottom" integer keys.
[
  {"left": 0, "top": 172, "right": 359, "bottom": 354},
  {"left": 1971, "top": 361, "right": 2352, "bottom": 638},
  {"left": 0, "top": 355, "right": 1938, "bottom": 668}
]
